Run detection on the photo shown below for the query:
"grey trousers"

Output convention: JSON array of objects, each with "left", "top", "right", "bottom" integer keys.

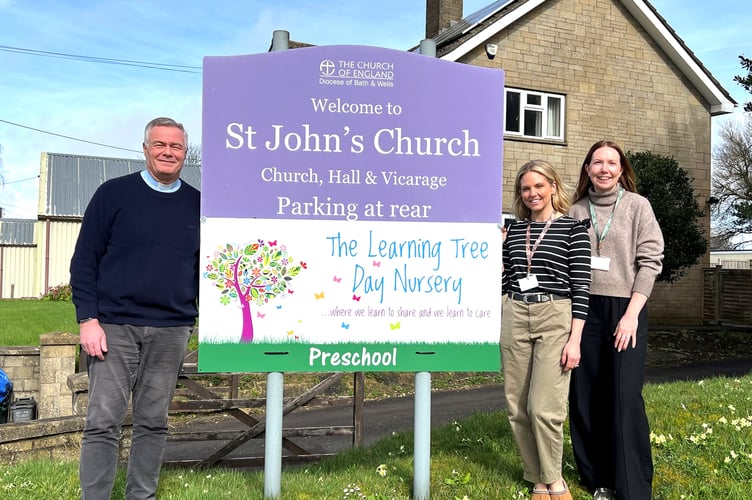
[
  {"left": 501, "top": 295, "right": 572, "bottom": 485},
  {"left": 79, "top": 324, "right": 192, "bottom": 500}
]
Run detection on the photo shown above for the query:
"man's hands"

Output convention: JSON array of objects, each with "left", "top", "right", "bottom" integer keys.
[{"left": 80, "top": 319, "right": 107, "bottom": 360}]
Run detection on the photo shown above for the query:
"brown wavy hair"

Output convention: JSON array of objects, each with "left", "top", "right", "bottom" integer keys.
[{"left": 574, "top": 140, "right": 637, "bottom": 201}]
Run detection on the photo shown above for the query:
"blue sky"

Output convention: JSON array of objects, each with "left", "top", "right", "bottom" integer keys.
[{"left": 0, "top": 0, "right": 749, "bottom": 219}]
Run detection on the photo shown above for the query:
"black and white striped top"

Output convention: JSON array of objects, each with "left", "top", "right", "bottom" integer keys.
[{"left": 502, "top": 215, "right": 591, "bottom": 320}]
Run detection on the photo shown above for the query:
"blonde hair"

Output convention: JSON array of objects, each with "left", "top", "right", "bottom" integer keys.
[{"left": 512, "top": 159, "right": 572, "bottom": 220}]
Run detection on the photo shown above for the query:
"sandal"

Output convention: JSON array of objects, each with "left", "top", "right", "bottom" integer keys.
[
  {"left": 531, "top": 487, "right": 551, "bottom": 500},
  {"left": 548, "top": 480, "right": 572, "bottom": 500}
]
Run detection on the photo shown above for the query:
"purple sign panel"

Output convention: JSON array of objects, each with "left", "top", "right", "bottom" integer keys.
[
  {"left": 202, "top": 45, "right": 503, "bottom": 223},
  {"left": 199, "top": 46, "right": 504, "bottom": 372}
]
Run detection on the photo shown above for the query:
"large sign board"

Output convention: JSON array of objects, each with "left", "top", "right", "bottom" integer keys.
[{"left": 199, "top": 45, "right": 504, "bottom": 372}]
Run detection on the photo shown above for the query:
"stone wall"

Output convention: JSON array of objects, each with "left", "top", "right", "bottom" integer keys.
[
  {"left": 0, "top": 332, "right": 78, "bottom": 420},
  {"left": 0, "top": 415, "right": 133, "bottom": 465},
  {"left": 0, "top": 416, "right": 85, "bottom": 463},
  {"left": 0, "top": 345, "right": 40, "bottom": 401},
  {"left": 0, "top": 332, "right": 133, "bottom": 465}
]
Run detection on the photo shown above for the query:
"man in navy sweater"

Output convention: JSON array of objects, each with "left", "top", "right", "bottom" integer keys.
[{"left": 71, "top": 117, "right": 200, "bottom": 499}]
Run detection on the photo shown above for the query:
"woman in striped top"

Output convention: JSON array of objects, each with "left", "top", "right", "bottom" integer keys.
[{"left": 501, "top": 159, "right": 591, "bottom": 500}]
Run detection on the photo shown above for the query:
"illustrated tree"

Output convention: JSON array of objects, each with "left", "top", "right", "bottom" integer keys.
[{"left": 203, "top": 239, "right": 304, "bottom": 342}]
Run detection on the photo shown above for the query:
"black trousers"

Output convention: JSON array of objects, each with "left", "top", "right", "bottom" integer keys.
[{"left": 568, "top": 295, "right": 653, "bottom": 500}]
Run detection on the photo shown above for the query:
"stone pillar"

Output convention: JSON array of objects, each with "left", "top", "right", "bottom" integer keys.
[
  {"left": 39, "top": 332, "right": 78, "bottom": 418},
  {"left": 67, "top": 372, "right": 89, "bottom": 416}
]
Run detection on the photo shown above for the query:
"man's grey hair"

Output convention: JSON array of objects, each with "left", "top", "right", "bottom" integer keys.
[{"left": 143, "top": 117, "right": 188, "bottom": 144}]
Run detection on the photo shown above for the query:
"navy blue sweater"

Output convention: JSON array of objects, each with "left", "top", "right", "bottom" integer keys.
[{"left": 70, "top": 172, "right": 200, "bottom": 326}]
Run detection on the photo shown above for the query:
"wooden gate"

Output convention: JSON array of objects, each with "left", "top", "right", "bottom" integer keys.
[{"left": 163, "top": 350, "right": 365, "bottom": 468}]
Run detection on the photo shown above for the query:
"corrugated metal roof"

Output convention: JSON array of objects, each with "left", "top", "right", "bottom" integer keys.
[
  {"left": 0, "top": 218, "right": 35, "bottom": 245},
  {"left": 181, "top": 163, "right": 201, "bottom": 191},
  {"left": 42, "top": 153, "right": 201, "bottom": 218}
]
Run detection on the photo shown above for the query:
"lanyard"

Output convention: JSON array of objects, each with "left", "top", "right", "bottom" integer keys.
[
  {"left": 525, "top": 213, "right": 554, "bottom": 274},
  {"left": 588, "top": 186, "right": 624, "bottom": 253}
]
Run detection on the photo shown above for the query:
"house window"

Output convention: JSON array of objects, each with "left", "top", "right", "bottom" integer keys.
[{"left": 504, "top": 88, "right": 565, "bottom": 141}]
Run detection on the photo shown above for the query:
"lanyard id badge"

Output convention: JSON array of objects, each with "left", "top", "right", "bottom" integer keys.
[
  {"left": 589, "top": 187, "right": 623, "bottom": 271},
  {"left": 591, "top": 255, "right": 611, "bottom": 271},
  {"left": 519, "top": 274, "right": 540, "bottom": 291},
  {"left": 520, "top": 214, "right": 553, "bottom": 291}
]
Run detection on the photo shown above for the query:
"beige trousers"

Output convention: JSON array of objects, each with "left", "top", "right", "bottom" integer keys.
[{"left": 501, "top": 295, "right": 572, "bottom": 485}]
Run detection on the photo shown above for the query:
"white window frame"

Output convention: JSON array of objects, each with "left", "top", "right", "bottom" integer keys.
[{"left": 504, "top": 88, "right": 565, "bottom": 141}]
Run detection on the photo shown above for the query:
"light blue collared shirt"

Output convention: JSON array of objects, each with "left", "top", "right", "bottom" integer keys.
[{"left": 140, "top": 170, "right": 181, "bottom": 193}]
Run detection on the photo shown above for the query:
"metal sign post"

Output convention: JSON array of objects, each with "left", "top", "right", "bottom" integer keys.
[
  {"left": 413, "top": 37, "right": 436, "bottom": 500},
  {"left": 264, "top": 30, "right": 289, "bottom": 500}
]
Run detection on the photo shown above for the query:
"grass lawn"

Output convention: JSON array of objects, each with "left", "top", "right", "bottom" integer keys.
[
  {"left": 0, "top": 373, "right": 751, "bottom": 499},
  {"left": 2, "top": 300, "right": 751, "bottom": 498},
  {"left": 0, "top": 299, "right": 77, "bottom": 345}
]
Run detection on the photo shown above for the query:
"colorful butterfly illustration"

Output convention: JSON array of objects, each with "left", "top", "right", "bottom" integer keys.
[
  {"left": 352, "top": 294, "right": 361, "bottom": 302},
  {"left": 287, "top": 330, "right": 294, "bottom": 336},
  {"left": 276, "top": 305, "right": 282, "bottom": 309},
  {"left": 300, "top": 262, "right": 308, "bottom": 269},
  {"left": 373, "top": 260, "right": 381, "bottom": 267},
  {"left": 288, "top": 289, "right": 294, "bottom": 295},
  {"left": 333, "top": 275, "right": 342, "bottom": 283},
  {"left": 256, "top": 311, "right": 266, "bottom": 319},
  {"left": 315, "top": 291, "right": 325, "bottom": 300},
  {"left": 341, "top": 322, "right": 350, "bottom": 329},
  {"left": 389, "top": 321, "right": 401, "bottom": 330},
  {"left": 269, "top": 240, "right": 277, "bottom": 246}
]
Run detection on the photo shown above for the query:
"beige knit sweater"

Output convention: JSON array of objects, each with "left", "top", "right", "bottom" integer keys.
[{"left": 569, "top": 185, "right": 664, "bottom": 298}]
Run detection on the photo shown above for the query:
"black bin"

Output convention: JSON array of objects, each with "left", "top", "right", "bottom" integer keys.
[
  {"left": 10, "top": 397, "right": 37, "bottom": 422},
  {"left": 0, "top": 391, "right": 11, "bottom": 424}
]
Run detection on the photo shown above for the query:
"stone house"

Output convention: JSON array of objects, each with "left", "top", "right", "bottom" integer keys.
[{"left": 423, "top": 0, "right": 735, "bottom": 322}]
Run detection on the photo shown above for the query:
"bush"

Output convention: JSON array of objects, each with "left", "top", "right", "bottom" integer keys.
[
  {"left": 40, "top": 283, "right": 72, "bottom": 302},
  {"left": 629, "top": 151, "right": 707, "bottom": 283}
]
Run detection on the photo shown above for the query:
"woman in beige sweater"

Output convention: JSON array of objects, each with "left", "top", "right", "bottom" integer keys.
[{"left": 567, "top": 140, "right": 664, "bottom": 500}]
